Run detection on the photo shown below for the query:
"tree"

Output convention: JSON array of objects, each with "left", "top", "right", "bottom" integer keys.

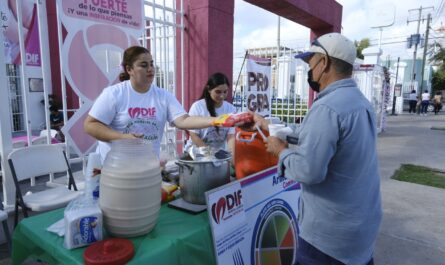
[
  {"left": 355, "top": 38, "right": 370, "bottom": 59},
  {"left": 430, "top": 45, "right": 445, "bottom": 94}
]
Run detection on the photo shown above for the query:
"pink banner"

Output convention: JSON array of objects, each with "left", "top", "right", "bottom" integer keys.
[
  {"left": 61, "top": 0, "right": 142, "bottom": 29},
  {"left": 58, "top": 0, "right": 143, "bottom": 156},
  {"left": 1, "top": 0, "right": 41, "bottom": 66}
]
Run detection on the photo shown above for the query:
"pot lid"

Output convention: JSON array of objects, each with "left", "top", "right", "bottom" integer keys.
[{"left": 84, "top": 238, "right": 134, "bottom": 265}]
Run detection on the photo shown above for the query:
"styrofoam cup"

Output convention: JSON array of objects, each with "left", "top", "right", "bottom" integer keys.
[{"left": 268, "top": 124, "right": 285, "bottom": 137}]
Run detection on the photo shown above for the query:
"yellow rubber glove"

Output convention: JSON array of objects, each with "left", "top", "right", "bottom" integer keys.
[
  {"left": 211, "top": 112, "right": 254, "bottom": 127},
  {"left": 211, "top": 114, "right": 230, "bottom": 126}
]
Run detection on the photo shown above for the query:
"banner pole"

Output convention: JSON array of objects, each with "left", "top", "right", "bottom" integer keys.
[{"left": 233, "top": 50, "right": 248, "bottom": 110}]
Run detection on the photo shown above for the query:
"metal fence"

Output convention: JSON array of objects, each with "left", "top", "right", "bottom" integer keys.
[
  {"left": 6, "top": 64, "right": 24, "bottom": 132},
  {"left": 233, "top": 45, "right": 310, "bottom": 125},
  {"left": 143, "top": 0, "right": 184, "bottom": 158}
]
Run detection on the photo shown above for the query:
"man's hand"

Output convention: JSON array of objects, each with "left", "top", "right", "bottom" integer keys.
[
  {"left": 239, "top": 111, "right": 269, "bottom": 131},
  {"left": 252, "top": 112, "right": 269, "bottom": 131},
  {"left": 265, "top": 136, "right": 288, "bottom": 157}
]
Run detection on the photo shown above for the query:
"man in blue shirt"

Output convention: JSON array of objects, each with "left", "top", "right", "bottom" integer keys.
[{"left": 254, "top": 32, "right": 382, "bottom": 265}]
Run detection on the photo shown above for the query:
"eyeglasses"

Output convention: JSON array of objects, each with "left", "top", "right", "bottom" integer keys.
[{"left": 312, "top": 39, "right": 330, "bottom": 64}]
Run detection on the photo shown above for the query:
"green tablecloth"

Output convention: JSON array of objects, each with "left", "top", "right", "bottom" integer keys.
[{"left": 12, "top": 204, "right": 216, "bottom": 265}]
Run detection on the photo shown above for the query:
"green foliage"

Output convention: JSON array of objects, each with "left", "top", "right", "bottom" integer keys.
[
  {"left": 391, "top": 164, "right": 445, "bottom": 189},
  {"left": 271, "top": 101, "right": 307, "bottom": 124},
  {"left": 431, "top": 46, "right": 445, "bottom": 94},
  {"left": 354, "top": 38, "right": 370, "bottom": 59}
]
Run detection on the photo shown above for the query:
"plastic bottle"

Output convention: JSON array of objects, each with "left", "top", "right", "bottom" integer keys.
[{"left": 85, "top": 153, "right": 102, "bottom": 201}]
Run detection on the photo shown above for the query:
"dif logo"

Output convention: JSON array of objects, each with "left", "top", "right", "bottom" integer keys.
[
  {"left": 211, "top": 190, "right": 242, "bottom": 224},
  {"left": 128, "top": 107, "right": 156, "bottom": 118},
  {"left": 26, "top": 53, "right": 40, "bottom": 66}
]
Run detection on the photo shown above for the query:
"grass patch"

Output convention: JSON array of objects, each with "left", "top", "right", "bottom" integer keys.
[{"left": 391, "top": 164, "right": 445, "bottom": 189}]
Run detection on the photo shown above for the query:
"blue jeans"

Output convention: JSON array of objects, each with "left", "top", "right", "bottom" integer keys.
[
  {"left": 296, "top": 236, "right": 374, "bottom": 265},
  {"left": 421, "top": 101, "right": 429, "bottom": 114}
]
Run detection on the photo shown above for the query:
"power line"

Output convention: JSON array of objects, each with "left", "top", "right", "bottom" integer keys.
[
  {"left": 369, "top": 35, "right": 445, "bottom": 46},
  {"left": 435, "top": 0, "right": 445, "bottom": 18}
]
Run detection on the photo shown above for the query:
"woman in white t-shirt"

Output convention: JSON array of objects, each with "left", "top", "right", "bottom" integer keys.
[
  {"left": 185, "top": 73, "right": 236, "bottom": 153},
  {"left": 420, "top": 90, "right": 430, "bottom": 115},
  {"left": 84, "top": 46, "right": 220, "bottom": 162}
]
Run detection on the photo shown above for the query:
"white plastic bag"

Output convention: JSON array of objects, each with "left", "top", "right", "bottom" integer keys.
[{"left": 63, "top": 196, "right": 103, "bottom": 249}]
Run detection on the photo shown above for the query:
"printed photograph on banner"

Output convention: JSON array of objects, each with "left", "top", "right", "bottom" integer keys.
[
  {"left": 1, "top": 0, "right": 41, "bottom": 66},
  {"left": 56, "top": 0, "right": 144, "bottom": 156},
  {"left": 245, "top": 54, "right": 272, "bottom": 117}
]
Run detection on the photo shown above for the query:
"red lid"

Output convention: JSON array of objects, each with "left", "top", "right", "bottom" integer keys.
[{"left": 84, "top": 238, "right": 134, "bottom": 265}]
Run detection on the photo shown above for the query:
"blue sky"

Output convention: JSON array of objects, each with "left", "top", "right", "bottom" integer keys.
[{"left": 234, "top": 0, "right": 444, "bottom": 61}]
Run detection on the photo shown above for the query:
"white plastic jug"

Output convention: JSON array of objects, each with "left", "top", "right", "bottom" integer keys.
[{"left": 99, "top": 139, "right": 161, "bottom": 237}]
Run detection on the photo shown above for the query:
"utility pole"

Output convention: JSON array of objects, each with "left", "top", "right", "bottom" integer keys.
[
  {"left": 391, "top": 57, "right": 400, "bottom": 115},
  {"left": 420, "top": 13, "right": 432, "bottom": 94},
  {"left": 407, "top": 6, "right": 433, "bottom": 101}
]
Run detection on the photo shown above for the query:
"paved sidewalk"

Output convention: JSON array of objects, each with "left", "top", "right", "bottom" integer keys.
[{"left": 374, "top": 113, "right": 445, "bottom": 265}]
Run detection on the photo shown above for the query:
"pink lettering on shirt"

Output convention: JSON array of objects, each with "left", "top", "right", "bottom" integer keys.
[{"left": 128, "top": 107, "right": 156, "bottom": 118}]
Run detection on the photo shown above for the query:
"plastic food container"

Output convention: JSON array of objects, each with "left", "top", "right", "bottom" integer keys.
[
  {"left": 234, "top": 127, "right": 278, "bottom": 179},
  {"left": 100, "top": 139, "right": 162, "bottom": 237}
]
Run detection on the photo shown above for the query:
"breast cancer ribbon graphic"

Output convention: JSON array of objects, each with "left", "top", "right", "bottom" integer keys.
[{"left": 62, "top": 23, "right": 140, "bottom": 155}]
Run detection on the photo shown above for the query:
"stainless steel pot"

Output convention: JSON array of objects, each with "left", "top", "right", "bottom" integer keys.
[{"left": 176, "top": 155, "right": 231, "bottom": 205}]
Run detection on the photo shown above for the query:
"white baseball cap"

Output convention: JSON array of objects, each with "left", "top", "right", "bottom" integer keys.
[{"left": 295, "top": 32, "right": 357, "bottom": 66}]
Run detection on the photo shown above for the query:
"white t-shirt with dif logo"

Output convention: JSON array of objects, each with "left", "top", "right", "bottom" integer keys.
[
  {"left": 185, "top": 99, "right": 236, "bottom": 151},
  {"left": 89, "top": 80, "right": 187, "bottom": 162}
]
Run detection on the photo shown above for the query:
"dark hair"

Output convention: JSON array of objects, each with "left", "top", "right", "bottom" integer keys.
[
  {"left": 200, "top": 72, "right": 230, "bottom": 117},
  {"left": 411, "top": 89, "right": 416, "bottom": 93},
  {"left": 49, "top": 105, "right": 59, "bottom": 112},
  {"left": 119, "top": 46, "right": 150, "bottom": 81},
  {"left": 329, "top": 57, "right": 353, "bottom": 76}
]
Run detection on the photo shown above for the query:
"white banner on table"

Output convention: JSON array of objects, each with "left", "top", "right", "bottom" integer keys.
[
  {"left": 245, "top": 54, "right": 272, "bottom": 117},
  {"left": 206, "top": 167, "right": 301, "bottom": 265}
]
